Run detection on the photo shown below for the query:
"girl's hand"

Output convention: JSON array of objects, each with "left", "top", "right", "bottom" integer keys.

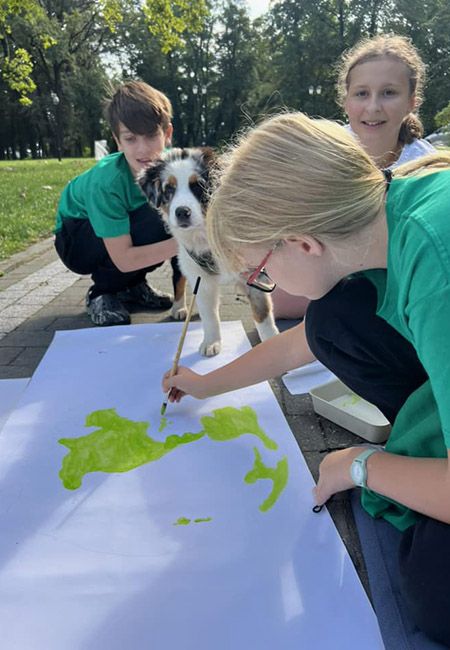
[
  {"left": 313, "top": 447, "right": 370, "bottom": 506},
  {"left": 161, "top": 366, "right": 209, "bottom": 402}
]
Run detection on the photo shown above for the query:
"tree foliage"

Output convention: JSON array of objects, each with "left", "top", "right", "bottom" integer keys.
[
  {"left": 143, "top": 0, "right": 208, "bottom": 54},
  {"left": 0, "top": 0, "right": 207, "bottom": 104},
  {"left": 435, "top": 103, "right": 450, "bottom": 129},
  {"left": 1, "top": 0, "right": 449, "bottom": 159}
]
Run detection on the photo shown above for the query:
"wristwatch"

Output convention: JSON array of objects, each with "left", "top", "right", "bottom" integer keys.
[{"left": 350, "top": 449, "right": 380, "bottom": 488}]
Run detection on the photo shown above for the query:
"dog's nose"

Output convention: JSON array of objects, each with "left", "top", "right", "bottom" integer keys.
[{"left": 175, "top": 206, "right": 192, "bottom": 227}]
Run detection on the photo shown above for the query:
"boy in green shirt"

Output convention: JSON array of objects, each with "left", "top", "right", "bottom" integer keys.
[{"left": 55, "top": 81, "right": 179, "bottom": 326}]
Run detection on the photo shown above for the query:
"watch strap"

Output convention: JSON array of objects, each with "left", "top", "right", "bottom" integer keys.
[{"left": 351, "top": 448, "right": 380, "bottom": 488}]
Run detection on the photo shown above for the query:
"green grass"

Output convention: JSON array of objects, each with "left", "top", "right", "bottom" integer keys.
[{"left": 0, "top": 158, "right": 96, "bottom": 260}]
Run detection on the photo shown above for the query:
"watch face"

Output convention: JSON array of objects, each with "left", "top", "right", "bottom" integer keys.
[{"left": 352, "top": 463, "right": 364, "bottom": 483}]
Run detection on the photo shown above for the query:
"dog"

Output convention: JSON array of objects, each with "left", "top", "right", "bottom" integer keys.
[{"left": 138, "top": 147, "right": 279, "bottom": 356}]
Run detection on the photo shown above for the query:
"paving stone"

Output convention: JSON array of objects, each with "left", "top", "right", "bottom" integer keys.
[
  {"left": 286, "top": 412, "right": 329, "bottom": 451},
  {"left": 320, "top": 416, "right": 367, "bottom": 449},
  {"left": 11, "top": 347, "right": 47, "bottom": 367},
  {"left": 48, "top": 316, "right": 93, "bottom": 331},
  {"left": 0, "top": 330, "right": 55, "bottom": 347},
  {"left": 0, "top": 236, "right": 55, "bottom": 274},
  {"left": 0, "top": 317, "right": 27, "bottom": 333},
  {"left": 0, "top": 347, "right": 24, "bottom": 364},
  {"left": 0, "top": 288, "right": 30, "bottom": 303},
  {"left": 1, "top": 303, "right": 42, "bottom": 319},
  {"left": 35, "top": 304, "right": 86, "bottom": 318},
  {"left": 0, "top": 365, "right": 31, "bottom": 379},
  {"left": 16, "top": 315, "right": 58, "bottom": 331},
  {"left": 50, "top": 293, "right": 88, "bottom": 307}
]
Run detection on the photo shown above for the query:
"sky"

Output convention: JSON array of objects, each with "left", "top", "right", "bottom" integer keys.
[{"left": 246, "top": 0, "right": 271, "bottom": 18}]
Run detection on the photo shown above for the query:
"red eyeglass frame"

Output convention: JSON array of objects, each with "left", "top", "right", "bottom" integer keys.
[{"left": 246, "top": 247, "right": 276, "bottom": 286}]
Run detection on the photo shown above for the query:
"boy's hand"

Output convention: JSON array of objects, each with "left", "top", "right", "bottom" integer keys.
[
  {"left": 313, "top": 447, "right": 369, "bottom": 506},
  {"left": 162, "top": 366, "right": 209, "bottom": 402}
]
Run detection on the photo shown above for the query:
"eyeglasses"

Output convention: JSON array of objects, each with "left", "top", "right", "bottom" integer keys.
[{"left": 246, "top": 242, "right": 281, "bottom": 293}]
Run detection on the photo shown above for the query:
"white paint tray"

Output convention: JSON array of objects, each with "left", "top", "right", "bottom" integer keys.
[{"left": 309, "top": 379, "right": 391, "bottom": 443}]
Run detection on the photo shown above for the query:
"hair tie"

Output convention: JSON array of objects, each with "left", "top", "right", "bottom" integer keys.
[{"left": 382, "top": 168, "right": 393, "bottom": 187}]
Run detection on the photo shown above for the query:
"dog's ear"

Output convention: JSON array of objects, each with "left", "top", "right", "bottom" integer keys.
[
  {"left": 200, "top": 147, "right": 218, "bottom": 170},
  {"left": 199, "top": 147, "right": 220, "bottom": 193},
  {"left": 137, "top": 161, "right": 164, "bottom": 208}
]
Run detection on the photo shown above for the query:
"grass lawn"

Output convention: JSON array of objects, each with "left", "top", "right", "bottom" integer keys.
[{"left": 0, "top": 158, "right": 96, "bottom": 261}]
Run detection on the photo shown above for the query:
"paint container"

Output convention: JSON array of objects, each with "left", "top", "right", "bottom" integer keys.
[{"left": 309, "top": 379, "right": 391, "bottom": 444}]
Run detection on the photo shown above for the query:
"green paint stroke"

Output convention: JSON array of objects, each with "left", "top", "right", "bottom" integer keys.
[
  {"left": 201, "top": 406, "right": 278, "bottom": 450},
  {"left": 158, "top": 416, "right": 172, "bottom": 433},
  {"left": 173, "top": 517, "right": 212, "bottom": 526},
  {"left": 342, "top": 393, "right": 361, "bottom": 408},
  {"left": 58, "top": 408, "right": 204, "bottom": 490},
  {"left": 173, "top": 517, "right": 191, "bottom": 526},
  {"left": 245, "top": 447, "right": 289, "bottom": 512}
]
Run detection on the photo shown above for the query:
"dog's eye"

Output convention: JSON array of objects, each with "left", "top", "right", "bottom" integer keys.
[
  {"left": 163, "top": 184, "right": 175, "bottom": 201},
  {"left": 190, "top": 181, "right": 206, "bottom": 202}
]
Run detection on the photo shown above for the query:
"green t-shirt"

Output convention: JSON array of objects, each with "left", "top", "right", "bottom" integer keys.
[
  {"left": 362, "top": 169, "right": 450, "bottom": 530},
  {"left": 55, "top": 152, "right": 147, "bottom": 238}
]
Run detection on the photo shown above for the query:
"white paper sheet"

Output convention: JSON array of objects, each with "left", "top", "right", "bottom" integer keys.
[
  {"left": 282, "top": 360, "right": 337, "bottom": 395},
  {"left": 0, "top": 377, "right": 29, "bottom": 433},
  {"left": 0, "top": 322, "right": 383, "bottom": 649}
]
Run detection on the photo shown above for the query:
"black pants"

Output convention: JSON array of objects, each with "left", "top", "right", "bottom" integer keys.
[
  {"left": 55, "top": 203, "right": 180, "bottom": 297},
  {"left": 306, "top": 277, "right": 450, "bottom": 646}
]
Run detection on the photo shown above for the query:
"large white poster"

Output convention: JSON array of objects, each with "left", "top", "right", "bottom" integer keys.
[{"left": 0, "top": 321, "right": 383, "bottom": 649}]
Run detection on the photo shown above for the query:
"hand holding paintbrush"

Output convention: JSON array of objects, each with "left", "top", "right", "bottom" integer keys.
[{"left": 161, "top": 276, "right": 201, "bottom": 415}]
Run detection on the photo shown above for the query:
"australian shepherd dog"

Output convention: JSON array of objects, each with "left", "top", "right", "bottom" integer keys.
[{"left": 138, "top": 147, "right": 278, "bottom": 356}]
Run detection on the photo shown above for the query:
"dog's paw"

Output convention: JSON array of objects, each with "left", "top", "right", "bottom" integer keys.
[
  {"left": 171, "top": 306, "right": 187, "bottom": 321},
  {"left": 199, "top": 340, "right": 222, "bottom": 357}
]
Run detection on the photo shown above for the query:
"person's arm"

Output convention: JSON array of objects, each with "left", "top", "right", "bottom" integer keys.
[
  {"left": 315, "top": 276, "right": 450, "bottom": 524},
  {"left": 162, "top": 320, "right": 316, "bottom": 401},
  {"left": 103, "top": 234, "right": 178, "bottom": 273},
  {"left": 314, "top": 447, "right": 450, "bottom": 525}
]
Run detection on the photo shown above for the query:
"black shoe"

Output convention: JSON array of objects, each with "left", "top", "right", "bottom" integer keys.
[
  {"left": 86, "top": 291, "right": 130, "bottom": 326},
  {"left": 117, "top": 281, "right": 173, "bottom": 310}
]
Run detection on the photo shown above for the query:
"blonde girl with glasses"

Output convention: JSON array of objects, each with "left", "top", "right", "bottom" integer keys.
[
  {"left": 162, "top": 111, "right": 450, "bottom": 646},
  {"left": 271, "top": 33, "right": 435, "bottom": 320}
]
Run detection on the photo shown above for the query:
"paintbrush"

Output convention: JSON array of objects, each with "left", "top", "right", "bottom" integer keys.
[{"left": 161, "top": 276, "right": 201, "bottom": 415}]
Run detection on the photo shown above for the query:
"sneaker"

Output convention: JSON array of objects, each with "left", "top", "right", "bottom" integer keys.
[
  {"left": 117, "top": 281, "right": 173, "bottom": 310},
  {"left": 86, "top": 291, "right": 130, "bottom": 326}
]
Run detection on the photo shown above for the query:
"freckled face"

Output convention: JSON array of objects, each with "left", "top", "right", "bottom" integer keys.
[
  {"left": 344, "top": 57, "right": 415, "bottom": 157},
  {"left": 114, "top": 122, "right": 172, "bottom": 177}
]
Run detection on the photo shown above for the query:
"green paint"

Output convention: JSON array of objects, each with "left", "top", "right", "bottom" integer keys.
[
  {"left": 201, "top": 406, "right": 278, "bottom": 450},
  {"left": 158, "top": 416, "right": 172, "bottom": 433},
  {"left": 173, "top": 517, "right": 191, "bottom": 526},
  {"left": 58, "top": 405, "right": 289, "bottom": 515},
  {"left": 342, "top": 393, "right": 361, "bottom": 408},
  {"left": 244, "top": 447, "right": 289, "bottom": 512},
  {"left": 58, "top": 408, "right": 204, "bottom": 490},
  {"left": 173, "top": 517, "right": 212, "bottom": 525}
]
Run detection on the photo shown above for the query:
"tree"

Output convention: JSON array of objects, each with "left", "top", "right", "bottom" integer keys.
[
  {"left": 381, "top": 0, "right": 450, "bottom": 134},
  {"left": 211, "top": 0, "right": 261, "bottom": 144},
  {"left": 0, "top": 0, "right": 208, "bottom": 157},
  {"left": 434, "top": 103, "right": 450, "bottom": 129}
]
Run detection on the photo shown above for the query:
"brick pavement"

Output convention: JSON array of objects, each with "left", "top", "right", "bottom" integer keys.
[{"left": 0, "top": 236, "right": 371, "bottom": 596}]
